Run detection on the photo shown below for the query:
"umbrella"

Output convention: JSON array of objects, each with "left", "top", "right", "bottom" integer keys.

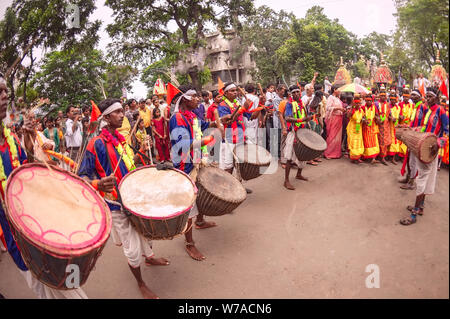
[{"left": 338, "top": 83, "right": 371, "bottom": 94}]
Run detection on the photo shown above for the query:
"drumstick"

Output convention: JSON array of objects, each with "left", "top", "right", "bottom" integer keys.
[
  {"left": 147, "top": 138, "right": 154, "bottom": 165},
  {"left": 113, "top": 114, "right": 141, "bottom": 175},
  {"left": 257, "top": 83, "right": 264, "bottom": 97}
]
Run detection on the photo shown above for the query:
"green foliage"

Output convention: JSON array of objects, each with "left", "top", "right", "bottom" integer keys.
[
  {"left": 105, "top": 0, "right": 254, "bottom": 89},
  {"left": 352, "top": 60, "right": 370, "bottom": 79},
  {"left": 276, "top": 6, "right": 356, "bottom": 84},
  {"left": 104, "top": 65, "right": 137, "bottom": 98},
  {"left": 239, "top": 5, "right": 295, "bottom": 84},
  {"left": 394, "top": 0, "right": 449, "bottom": 71},
  {"left": 32, "top": 48, "right": 107, "bottom": 109},
  {"left": 198, "top": 66, "right": 212, "bottom": 86}
]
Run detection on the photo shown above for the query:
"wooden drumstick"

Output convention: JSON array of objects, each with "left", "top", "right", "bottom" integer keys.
[{"left": 113, "top": 114, "right": 141, "bottom": 175}]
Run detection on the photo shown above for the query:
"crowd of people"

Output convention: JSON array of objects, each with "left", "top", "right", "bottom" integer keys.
[{"left": 0, "top": 67, "right": 449, "bottom": 299}]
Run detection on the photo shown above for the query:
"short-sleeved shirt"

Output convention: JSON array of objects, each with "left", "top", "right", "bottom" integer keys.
[
  {"left": 206, "top": 103, "right": 218, "bottom": 122},
  {"left": 422, "top": 104, "right": 449, "bottom": 137}
]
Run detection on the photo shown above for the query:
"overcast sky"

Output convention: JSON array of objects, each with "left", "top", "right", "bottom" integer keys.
[{"left": 1, "top": 0, "right": 397, "bottom": 98}]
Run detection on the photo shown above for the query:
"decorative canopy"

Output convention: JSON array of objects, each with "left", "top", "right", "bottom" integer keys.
[
  {"left": 334, "top": 57, "right": 352, "bottom": 86},
  {"left": 153, "top": 78, "right": 167, "bottom": 96},
  {"left": 429, "top": 50, "right": 447, "bottom": 87},
  {"left": 373, "top": 52, "right": 392, "bottom": 84}
]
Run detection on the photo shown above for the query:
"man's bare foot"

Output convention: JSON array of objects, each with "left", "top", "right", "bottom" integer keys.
[
  {"left": 391, "top": 158, "right": 397, "bottom": 165},
  {"left": 284, "top": 181, "right": 295, "bottom": 190},
  {"left": 357, "top": 159, "right": 363, "bottom": 163},
  {"left": 195, "top": 221, "right": 217, "bottom": 229},
  {"left": 371, "top": 159, "right": 379, "bottom": 164},
  {"left": 145, "top": 257, "right": 170, "bottom": 266},
  {"left": 380, "top": 159, "right": 388, "bottom": 165},
  {"left": 295, "top": 174, "right": 308, "bottom": 181},
  {"left": 185, "top": 242, "right": 206, "bottom": 261},
  {"left": 138, "top": 282, "right": 159, "bottom": 299}
]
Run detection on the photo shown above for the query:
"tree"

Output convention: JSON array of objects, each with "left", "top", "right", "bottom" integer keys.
[
  {"left": 105, "top": 0, "right": 254, "bottom": 89},
  {"left": 32, "top": 48, "right": 107, "bottom": 109},
  {"left": 103, "top": 65, "right": 138, "bottom": 99},
  {"left": 239, "top": 6, "right": 295, "bottom": 84},
  {"left": 394, "top": 0, "right": 449, "bottom": 71},
  {"left": 0, "top": 0, "right": 99, "bottom": 105},
  {"left": 275, "top": 6, "right": 356, "bottom": 84}
]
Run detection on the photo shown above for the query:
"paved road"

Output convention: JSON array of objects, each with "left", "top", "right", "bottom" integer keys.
[{"left": 1, "top": 159, "right": 448, "bottom": 298}]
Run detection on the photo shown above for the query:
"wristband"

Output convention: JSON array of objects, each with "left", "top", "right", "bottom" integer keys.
[
  {"left": 91, "top": 179, "right": 100, "bottom": 190},
  {"left": 203, "top": 135, "right": 215, "bottom": 145}
]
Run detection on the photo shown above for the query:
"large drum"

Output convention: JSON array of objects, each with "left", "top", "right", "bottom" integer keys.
[
  {"left": 234, "top": 143, "right": 272, "bottom": 181},
  {"left": 294, "top": 128, "right": 327, "bottom": 161},
  {"left": 5, "top": 163, "right": 111, "bottom": 290},
  {"left": 196, "top": 166, "right": 247, "bottom": 216},
  {"left": 119, "top": 166, "right": 196, "bottom": 240},
  {"left": 395, "top": 128, "right": 438, "bottom": 163}
]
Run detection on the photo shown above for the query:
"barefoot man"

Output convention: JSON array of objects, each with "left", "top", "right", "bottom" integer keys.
[
  {"left": 169, "top": 85, "right": 223, "bottom": 260},
  {"left": 283, "top": 85, "right": 313, "bottom": 190},
  {"left": 78, "top": 98, "right": 169, "bottom": 299}
]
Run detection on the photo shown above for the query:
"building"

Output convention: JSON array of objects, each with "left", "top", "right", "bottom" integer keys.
[{"left": 172, "top": 30, "right": 256, "bottom": 91}]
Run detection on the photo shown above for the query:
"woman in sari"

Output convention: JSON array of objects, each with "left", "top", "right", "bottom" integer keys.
[{"left": 324, "top": 85, "right": 345, "bottom": 159}]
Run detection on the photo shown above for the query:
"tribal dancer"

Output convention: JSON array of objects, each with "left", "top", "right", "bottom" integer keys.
[
  {"left": 169, "top": 85, "right": 223, "bottom": 260},
  {"left": 346, "top": 94, "right": 364, "bottom": 163},
  {"left": 400, "top": 87, "right": 449, "bottom": 225},
  {"left": 78, "top": 98, "right": 169, "bottom": 299},
  {"left": 376, "top": 87, "right": 392, "bottom": 165},
  {"left": 362, "top": 95, "right": 380, "bottom": 163},
  {"left": 387, "top": 93, "right": 401, "bottom": 164},
  {"left": 399, "top": 89, "right": 428, "bottom": 190},
  {"left": 283, "top": 85, "right": 312, "bottom": 190},
  {"left": 0, "top": 72, "right": 87, "bottom": 299}
]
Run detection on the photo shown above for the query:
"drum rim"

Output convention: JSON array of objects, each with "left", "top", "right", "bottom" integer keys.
[
  {"left": 5, "top": 163, "right": 112, "bottom": 257},
  {"left": 418, "top": 133, "right": 438, "bottom": 164},
  {"left": 197, "top": 166, "right": 247, "bottom": 202},
  {"left": 233, "top": 143, "right": 272, "bottom": 165},
  {"left": 295, "top": 128, "right": 327, "bottom": 151},
  {"left": 118, "top": 165, "right": 198, "bottom": 220}
]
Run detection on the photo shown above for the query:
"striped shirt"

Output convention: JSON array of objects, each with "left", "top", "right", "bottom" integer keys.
[{"left": 422, "top": 104, "right": 449, "bottom": 137}]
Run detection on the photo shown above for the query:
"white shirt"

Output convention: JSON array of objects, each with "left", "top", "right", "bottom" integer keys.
[
  {"left": 265, "top": 91, "right": 276, "bottom": 106},
  {"left": 324, "top": 80, "right": 332, "bottom": 93},
  {"left": 65, "top": 118, "right": 82, "bottom": 148},
  {"left": 302, "top": 94, "right": 314, "bottom": 113}
]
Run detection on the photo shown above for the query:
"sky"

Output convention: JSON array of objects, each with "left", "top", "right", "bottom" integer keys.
[{"left": 1, "top": 0, "right": 397, "bottom": 99}]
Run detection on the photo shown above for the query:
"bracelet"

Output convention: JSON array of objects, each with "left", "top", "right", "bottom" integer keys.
[{"left": 91, "top": 179, "right": 100, "bottom": 190}]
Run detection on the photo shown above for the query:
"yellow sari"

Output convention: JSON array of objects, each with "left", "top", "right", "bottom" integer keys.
[{"left": 347, "top": 108, "right": 364, "bottom": 160}]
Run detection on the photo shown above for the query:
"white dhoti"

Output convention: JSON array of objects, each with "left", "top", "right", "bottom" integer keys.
[
  {"left": 111, "top": 210, "right": 154, "bottom": 268},
  {"left": 219, "top": 141, "right": 242, "bottom": 170},
  {"left": 413, "top": 154, "right": 439, "bottom": 195},
  {"left": 283, "top": 130, "right": 306, "bottom": 168},
  {"left": 20, "top": 270, "right": 88, "bottom": 299},
  {"left": 409, "top": 152, "right": 418, "bottom": 178}
]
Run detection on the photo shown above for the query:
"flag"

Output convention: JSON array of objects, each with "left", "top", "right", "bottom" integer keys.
[
  {"left": 89, "top": 100, "right": 101, "bottom": 134},
  {"left": 440, "top": 76, "right": 448, "bottom": 99},
  {"left": 218, "top": 76, "right": 224, "bottom": 95},
  {"left": 166, "top": 82, "right": 181, "bottom": 105},
  {"left": 419, "top": 80, "right": 425, "bottom": 97}
]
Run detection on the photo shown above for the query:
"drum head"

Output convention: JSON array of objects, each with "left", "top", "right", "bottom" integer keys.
[
  {"left": 119, "top": 166, "right": 196, "bottom": 219},
  {"left": 197, "top": 167, "right": 246, "bottom": 202},
  {"left": 420, "top": 134, "right": 439, "bottom": 163},
  {"left": 296, "top": 128, "right": 327, "bottom": 151},
  {"left": 5, "top": 163, "right": 111, "bottom": 255},
  {"left": 234, "top": 143, "right": 272, "bottom": 165}
]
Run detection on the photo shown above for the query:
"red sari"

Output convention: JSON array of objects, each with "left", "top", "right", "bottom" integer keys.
[
  {"left": 377, "top": 102, "right": 392, "bottom": 158},
  {"left": 324, "top": 95, "right": 343, "bottom": 158}
]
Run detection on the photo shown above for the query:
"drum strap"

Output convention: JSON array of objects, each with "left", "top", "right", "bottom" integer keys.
[{"left": 102, "top": 140, "right": 131, "bottom": 217}]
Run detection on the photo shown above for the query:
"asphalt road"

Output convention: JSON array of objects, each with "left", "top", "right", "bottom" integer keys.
[{"left": 1, "top": 158, "right": 448, "bottom": 298}]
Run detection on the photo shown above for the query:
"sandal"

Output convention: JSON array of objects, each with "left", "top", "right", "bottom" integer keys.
[
  {"left": 406, "top": 205, "right": 424, "bottom": 215},
  {"left": 400, "top": 215, "right": 417, "bottom": 225}
]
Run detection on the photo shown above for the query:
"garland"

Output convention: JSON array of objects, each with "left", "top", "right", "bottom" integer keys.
[
  {"left": 101, "top": 128, "right": 136, "bottom": 172},
  {"left": 0, "top": 126, "right": 20, "bottom": 192}
]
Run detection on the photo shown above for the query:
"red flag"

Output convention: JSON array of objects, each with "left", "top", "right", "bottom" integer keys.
[
  {"left": 439, "top": 76, "right": 448, "bottom": 99},
  {"left": 218, "top": 77, "right": 225, "bottom": 95},
  {"left": 419, "top": 80, "right": 425, "bottom": 97},
  {"left": 297, "top": 80, "right": 300, "bottom": 88},
  {"left": 166, "top": 82, "right": 181, "bottom": 105},
  {"left": 89, "top": 100, "right": 101, "bottom": 133}
]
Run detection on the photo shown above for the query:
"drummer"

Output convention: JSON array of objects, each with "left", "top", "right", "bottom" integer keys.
[
  {"left": 0, "top": 72, "right": 87, "bottom": 299},
  {"left": 282, "top": 85, "right": 313, "bottom": 190},
  {"left": 400, "top": 87, "right": 449, "bottom": 225},
  {"left": 217, "top": 82, "right": 255, "bottom": 194},
  {"left": 78, "top": 98, "right": 169, "bottom": 299},
  {"left": 169, "top": 84, "right": 223, "bottom": 261}
]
